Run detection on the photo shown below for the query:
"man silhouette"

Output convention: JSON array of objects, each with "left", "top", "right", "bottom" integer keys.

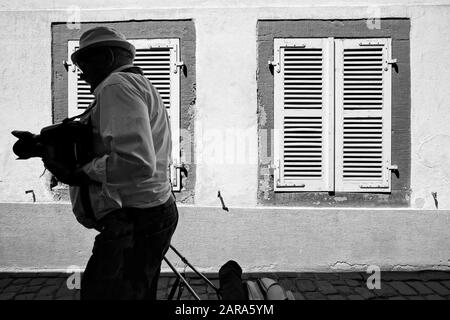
[{"left": 44, "top": 26, "right": 178, "bottom": 300}]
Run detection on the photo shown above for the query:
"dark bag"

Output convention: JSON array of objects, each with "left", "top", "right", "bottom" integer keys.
[
  {"left": 40, "top": 118, "right": 93, "bottom": 169},
  {"left": 218, "top": 260, "right": 247, "bottom": 300},
  {"left": 219, "top": 260, "right": 295, "bottom": 300}
]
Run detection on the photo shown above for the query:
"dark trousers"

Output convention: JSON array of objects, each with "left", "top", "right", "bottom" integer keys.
[{"left": 80, "top": 196, "right": 178, "bottom": 300}]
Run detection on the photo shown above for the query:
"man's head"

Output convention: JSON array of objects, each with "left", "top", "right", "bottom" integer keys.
[{"left": 71, "top": 27, "right": 135, "bottom": 90}]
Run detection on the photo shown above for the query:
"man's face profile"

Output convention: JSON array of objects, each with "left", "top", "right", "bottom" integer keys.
[{"left": 75, "top": 47, "right": 114, "bottom": 88}]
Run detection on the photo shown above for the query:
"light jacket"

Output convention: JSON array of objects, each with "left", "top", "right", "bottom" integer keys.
[{"left": 69, "top": 64, "right": 173, "bottom": 228}]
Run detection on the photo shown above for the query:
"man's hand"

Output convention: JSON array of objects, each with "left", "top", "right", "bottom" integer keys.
[{"left": 42, "top": 158, "right": 91, "bottom": 186}]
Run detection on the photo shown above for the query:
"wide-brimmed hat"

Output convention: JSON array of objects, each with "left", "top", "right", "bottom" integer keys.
[{"left": 71, "top": 26, "right": 135, "bottom": 64}]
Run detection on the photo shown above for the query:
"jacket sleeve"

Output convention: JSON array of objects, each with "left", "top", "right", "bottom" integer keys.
[{"left": 81, "top": 83, "right": 156, "bottom": 186}]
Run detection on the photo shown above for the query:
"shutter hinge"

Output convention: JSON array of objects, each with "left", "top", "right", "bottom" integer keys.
[
  {"left": 270, "top": 160, "right": 280, "bottom": 185},
  {"left": 173, "top": 61, "right": 185, "bottom": 74},
  {"left": 359, "top": 185, "right": 389, "bottom": 189},
  {"left": 268, "top": 160, "right": 279, "bottom": 170},
  {"left": 268, "top": 60, "right": 280, "bottom": 73},
  {"left": 281, "top": 183, "right": 306, "bottom": 188},
  {"left": 387, "top": 59, "right": 397, "bottom": 65},
  {"left": 171, "top": 162, "right": 182, "bottom": 185},
  {"left": 171, "top": 163, "right": 188, "bottom": 187},
  {"left": 359, "top": 41, "right": 385, "bottom": 47},
  {"left": 63, "top": 60, "right": 76, "bottom": 73},
  {"left": 170, "top": 164, "right": 177, "bottom": 185},
  {"left": 387, "top": 164, "right": 398, "bottom": 171},
  {"left": 385, "top": 58, "right": 397, "bottom": 71}
]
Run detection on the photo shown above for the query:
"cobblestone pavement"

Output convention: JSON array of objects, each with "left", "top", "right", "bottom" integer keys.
[{"left": 1, "top": 271, "right": 450, "bottom": 300}]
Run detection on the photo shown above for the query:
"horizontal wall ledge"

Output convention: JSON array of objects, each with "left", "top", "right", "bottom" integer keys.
[{"left": 1, "top": 203, "right": 449, "bottom": 273}]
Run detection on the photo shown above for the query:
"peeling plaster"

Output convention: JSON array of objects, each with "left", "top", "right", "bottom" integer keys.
[
  {"left": 330, "top": 261, "right": 370, "bottom": 271},
  {"left": 257, "top": 94, "right": 267, "bottom": 127},
  {"left": 330, "top": 262, "right": 450, "bottom": 272},
  {"left": 259, "top": 173, "right": 272, "bottom": 201},
  {"left": 418, "top": 134, "right": 450, "bottom": 184},
  {"left": 415, "top": 197, "right": 425, "bottom": 208}
]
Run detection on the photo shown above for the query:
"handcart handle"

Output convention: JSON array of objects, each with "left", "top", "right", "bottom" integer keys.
[
  {"left": 169, "top": 245, "right": 221, "bottom": 295},
  {"left": 163, "top": 256, "right": 200, "bottom": 300}
]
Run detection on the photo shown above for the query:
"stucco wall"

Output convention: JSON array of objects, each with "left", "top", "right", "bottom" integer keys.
[
  {"left": 1, "top": 203, "right": 450, "bottom": 272},
  {"left": 1, "top": 1, "right": 449, "bottom": 209},
  {"left": 1, "top": 0, "right": 450, "bottom": 271}
]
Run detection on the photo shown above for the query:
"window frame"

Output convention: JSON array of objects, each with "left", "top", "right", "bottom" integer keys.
[
  {"left": 51, "top": 20, "right": 196, "bottom": 201},
  {"left": 273, "top": 37, "right": 394, "bottom": 193},
  {"left": 256, "top": 19, "right": 411, "bottom": 207}
]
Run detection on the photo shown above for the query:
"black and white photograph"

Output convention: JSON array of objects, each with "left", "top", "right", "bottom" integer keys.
[{"left": 0, "top": 0, "right": 450, "bottom": 312}]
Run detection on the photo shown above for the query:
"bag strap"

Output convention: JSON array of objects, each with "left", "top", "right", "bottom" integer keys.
[{"left": 63, "top": 101, "right": 96, "bottom": 124}]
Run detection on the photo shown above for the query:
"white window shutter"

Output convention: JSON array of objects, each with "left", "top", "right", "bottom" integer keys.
[
  {"left": 67, "top": 41, "right": 95, "bottom": 117},
  {"left": 128, "top": 39, "right": 181, "bottom": 191},
  {"left": 273, "top": 38, "right": 334, "bottom": 192},
  {"left": 67, "top": 39, "right": 181, "bottom": 190},
  {"left": 334, "top": 38, "right": 392, "bottom": 192}
]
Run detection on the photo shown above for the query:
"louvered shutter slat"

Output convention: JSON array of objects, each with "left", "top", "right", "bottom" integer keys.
[
  {"left": 274, "top": 38, "right": 334, "bottom": 191},
  {"left": 136, "top": 47, "right": 172, "bottom": 109},
  {"left": 74, "top": 45, "right": 95, "bottom": 110},
  {"left": 67, "top": 43, "right": 94, "bottom": 115},
  {"left": 335, "top": 39, "right": 392, "bottom": 192}
]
